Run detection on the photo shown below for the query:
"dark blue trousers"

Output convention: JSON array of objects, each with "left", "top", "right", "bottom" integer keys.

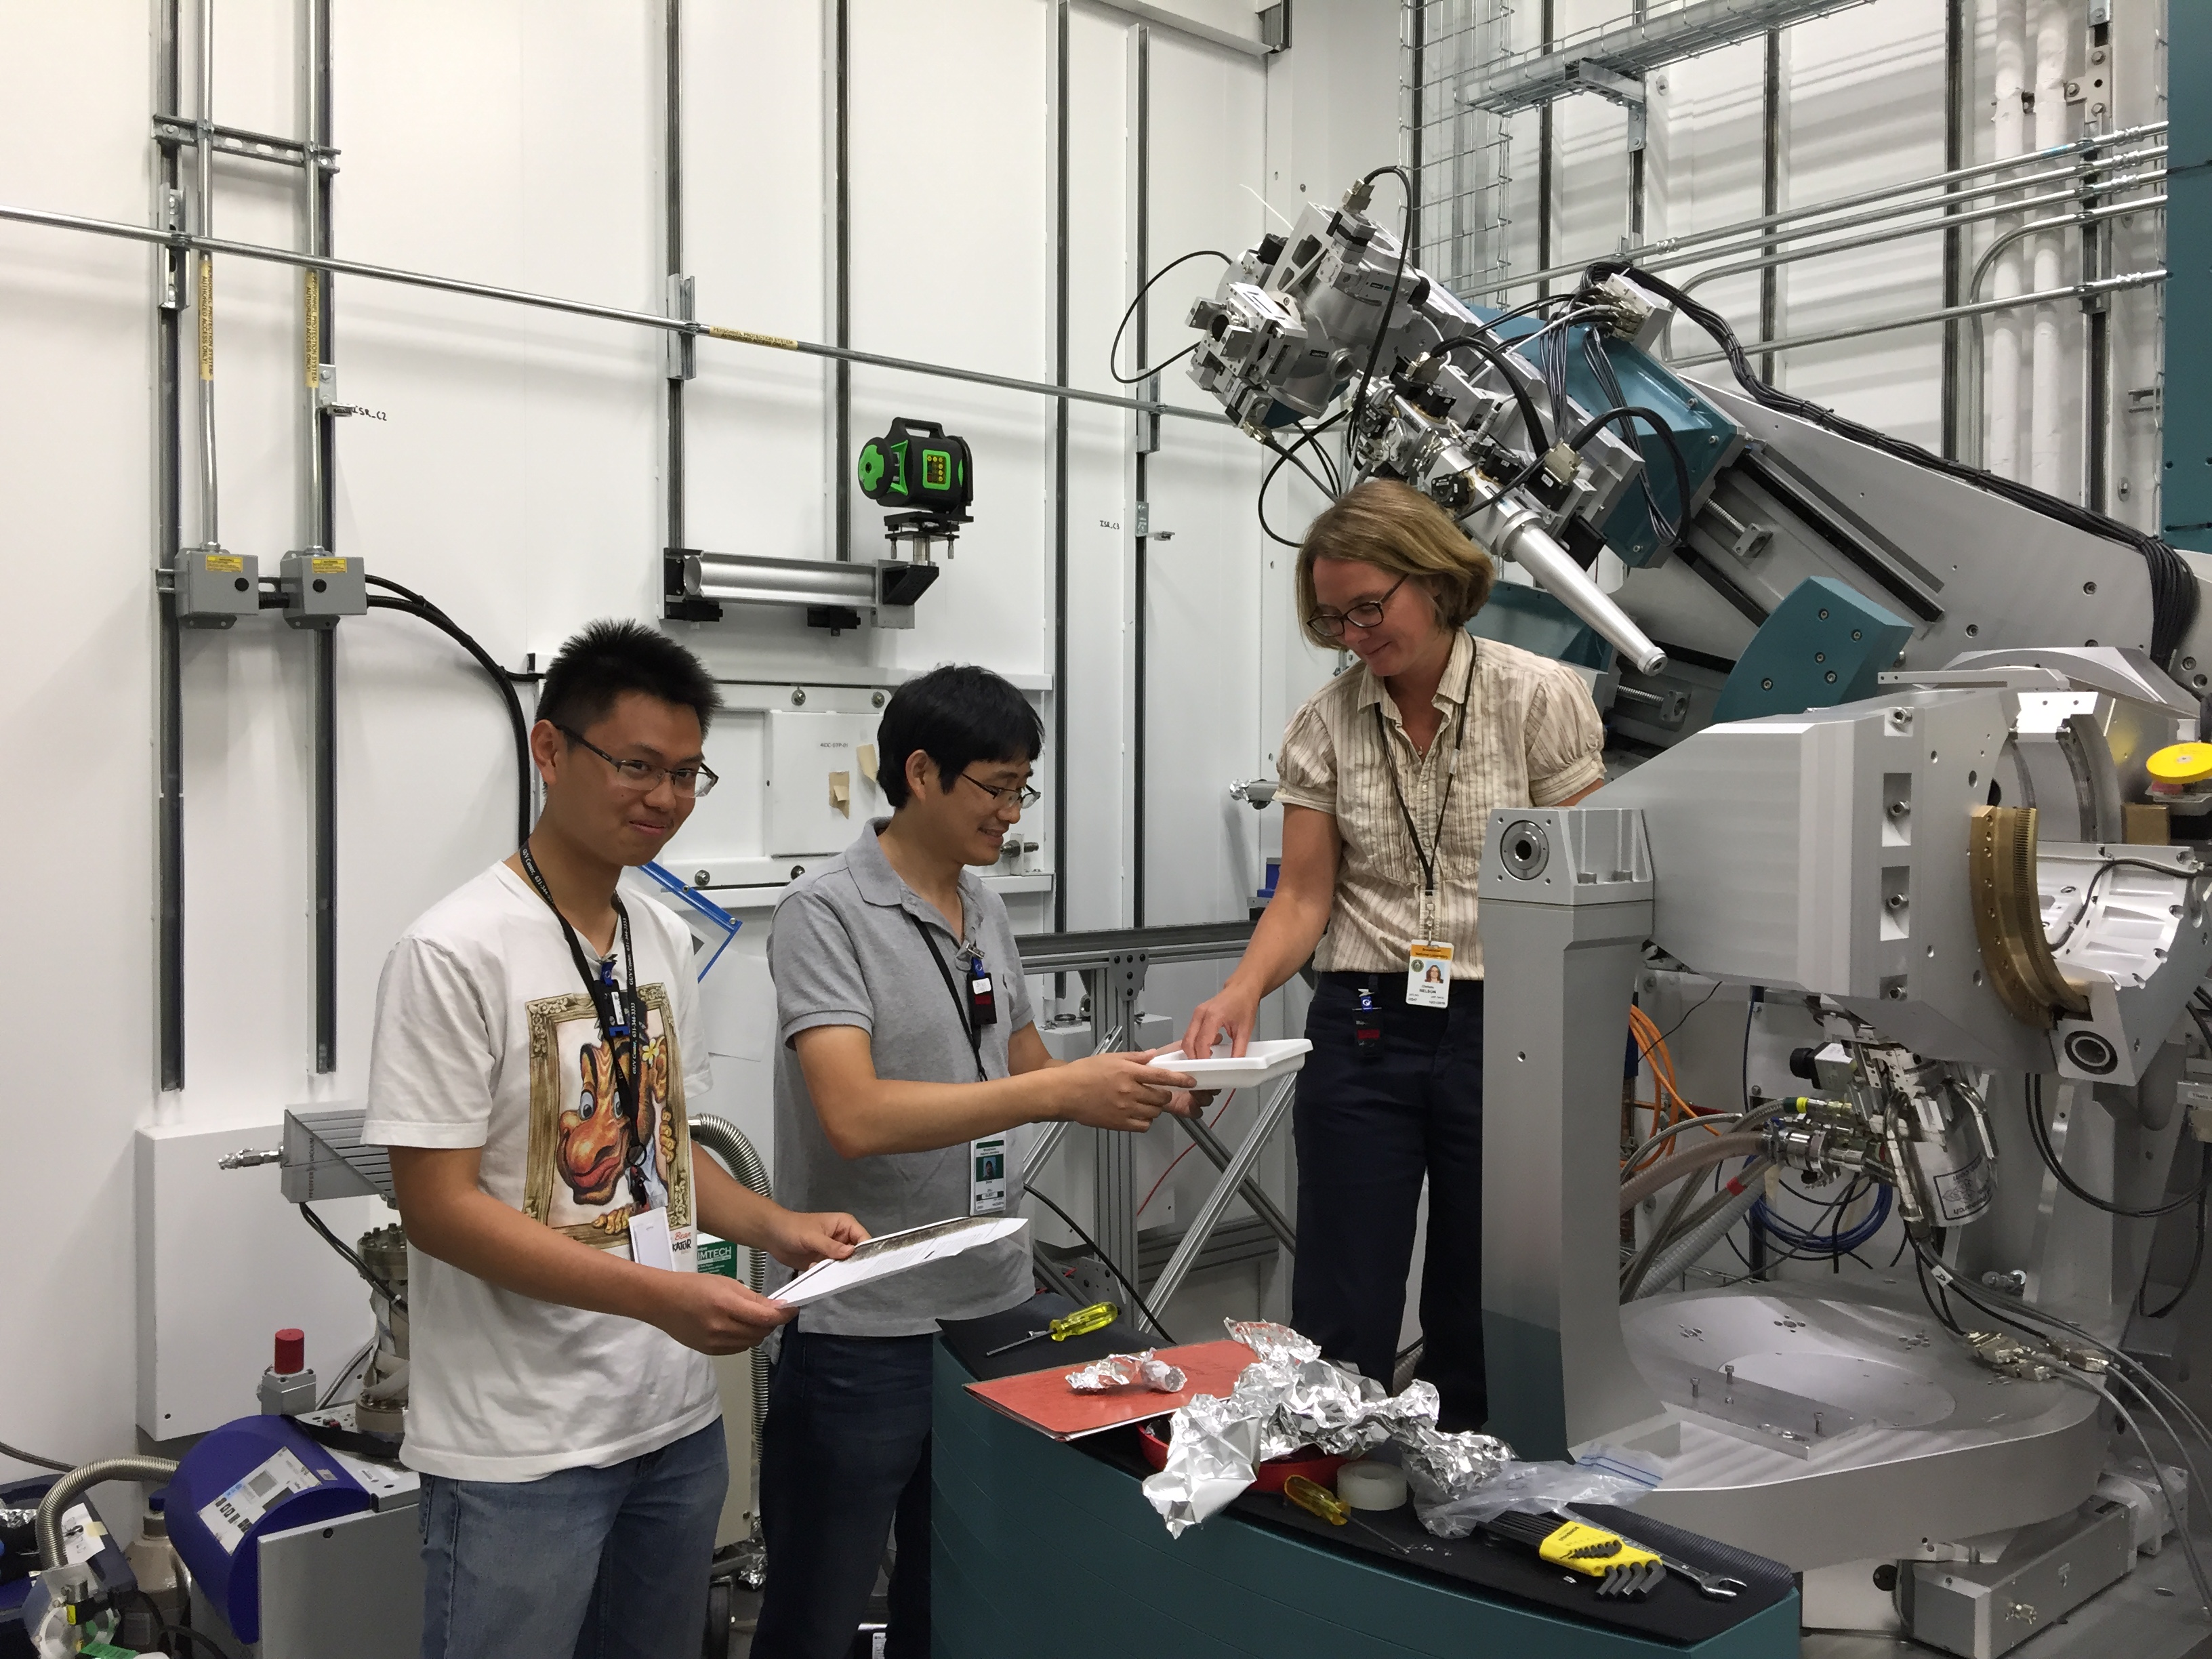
[
  {"left": 1292, "top": 972, "right": 1488, "bottom": 1431},
  {"left": 752, "top": 1328, "right": 934, "bottom": 1659}
]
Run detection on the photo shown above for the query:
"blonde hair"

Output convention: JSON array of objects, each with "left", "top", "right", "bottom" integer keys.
[{"left": 1294, "top": 480, "right": 1496, "bottom": 650}]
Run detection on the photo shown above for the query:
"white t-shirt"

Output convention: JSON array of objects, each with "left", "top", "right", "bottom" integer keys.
[{"left": 362, "top": 861, "right": 720, "bottom": 1482}]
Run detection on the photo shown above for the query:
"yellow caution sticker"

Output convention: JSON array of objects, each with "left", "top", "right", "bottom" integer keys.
[
  {"left": 312, "top": 557, "right": 348, "bottom": 573},
  {"left": 203, "top": 554, "right": 244, "bottom": 573}
]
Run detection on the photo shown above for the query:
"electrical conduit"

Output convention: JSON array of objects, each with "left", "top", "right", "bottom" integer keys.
[
  {"left": 1617, "top": 1132, "right": 1767, "bottom": 1213},
  {"left": 1988, "top": 0, "right": 2029, "bottom": 479},
  {"left": 1627, "top": 1162, "right": 1774, "bottom": 1300},
  {"left": 2029, "top": 0, "right": 2072, "bottom": 496}
]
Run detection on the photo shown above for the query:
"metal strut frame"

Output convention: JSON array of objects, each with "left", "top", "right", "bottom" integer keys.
[{"left": 1012, "top": 921, "right": 1297, "bottom": 1304}]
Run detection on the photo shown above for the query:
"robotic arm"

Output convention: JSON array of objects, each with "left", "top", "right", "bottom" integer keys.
[{"left": 1183, "top": 175, "right": 1697, "bottom": 676}]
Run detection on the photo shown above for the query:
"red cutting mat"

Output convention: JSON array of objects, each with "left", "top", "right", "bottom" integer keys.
[{"left": 963, "top": 1338, "right": 1255, "bottom": 1440}]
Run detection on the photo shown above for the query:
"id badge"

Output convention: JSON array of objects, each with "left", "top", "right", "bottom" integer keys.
[
  {"left": 1406, "top": 940, "right": 1454, "bottom": 1008},
  {"left": 628, "top": 1206, "right": 677, "bottom": 1270},
  {"left": 970, "top": 1133, "right": 1010, "bottom": 1216}
]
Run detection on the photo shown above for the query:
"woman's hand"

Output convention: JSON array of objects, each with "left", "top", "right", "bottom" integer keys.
[{"left": 1181, "top": 981, "right": 1261, "bottom": 1062}]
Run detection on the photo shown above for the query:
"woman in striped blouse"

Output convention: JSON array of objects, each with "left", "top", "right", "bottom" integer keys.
[{"left": 1180, "top": 480, "right": 1606, "bottom": 1431}]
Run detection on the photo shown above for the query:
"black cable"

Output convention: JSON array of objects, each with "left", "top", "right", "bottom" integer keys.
[
  {"left": 1580, "top": 258, "right": 2200, "bottom": 668},
  {"left": 2144, "top": 1143, "right": 2212, "bottom": 1319},
  {"left": 1020, "top": 1185, "right": 1177, "bottom": 1343},
  {"left": 1425, "top": 335, "right": 1550, "bottom": 455},
  {"left": 2045, "top": 857, "right": 2195, "bottom": 949},
  {"left": 301, "top": 1202, "right": 407, "bottom": 1312},
  {"left": 1344, "top": 166, "right": 1415, "bottom": 478},
  {"left": 1652, "top": 981, "right": 1723, "bottom": 1046},
  {"left": 365, "top": 590, "right": 533, "bottom": 844},
  {"left": 1109, "top": 249, "right": 1233, "bottom": 385},
  {"left": 1256, "top": 411, "right": 1346, "bottom": 548},
  {"left": 2027, "top": 1071, "right": 2211, "bottom": 1218},
  {"left": 1584, "top": 329, "right": 1684, "bottom": 550}
]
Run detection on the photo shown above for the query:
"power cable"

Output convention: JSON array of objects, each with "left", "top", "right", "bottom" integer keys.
[
  {"left": 1021, "top": 1185, "right": 1177, "bottom": 1343},
  {"left": 1343, "top": 166, "right": 1415, "bottom": 479},
  {"left": 1580, "top": 258, "right": 2199, "bottom": 668},
  {"left": 363, "top": 581, "right": 533, "bottom": 843},
  {"left": 2027, "top": 1071, "right": 2211, "bottom": 1218},
  {"left": 1109, "top": 249, "right": 1233, "bottom": 385},
  {"left": 2143, "top": 1142, "right": 2212, "bottom": 1320},
  {"left": 1256, "top": 410, "right": 1346, "bottom": 548},
  {"left": 301, "top": 1202, "right": 407, "bottom": 1312}
]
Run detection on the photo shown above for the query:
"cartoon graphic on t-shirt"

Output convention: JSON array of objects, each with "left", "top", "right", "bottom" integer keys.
[{"left": 525, "top": 984, "right": 692, "bottom": 1245}]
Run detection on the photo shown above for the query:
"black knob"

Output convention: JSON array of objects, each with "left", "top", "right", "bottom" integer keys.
[
  {"left": 1872, "top": 1563, "right": 1898, "bottom": 1592},
  {"left": 1788, "top": 1046, "right": 1819, "bottom": 1082}
]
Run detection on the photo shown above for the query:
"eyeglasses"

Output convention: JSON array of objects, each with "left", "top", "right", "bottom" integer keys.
[
  {"left": 1306, "top": 573, "right": 1410, "bottom": 640},
  {"left": 558, "top": 726, "right": 720, "bottom": 798},
  {"left": 959, "top": 771, "right": 1041, "bottom": 810}
]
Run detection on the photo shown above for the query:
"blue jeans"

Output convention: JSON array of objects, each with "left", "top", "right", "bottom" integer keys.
[
  {"left": 752, "top": 1328, "right": 934, "bottom": 1659},
  {"left": 1294, "top": 973, "right": 1488, "bottom": 1431},
  {"left": 416, "top": 1418, "right": 726, "bottom": 1659}
]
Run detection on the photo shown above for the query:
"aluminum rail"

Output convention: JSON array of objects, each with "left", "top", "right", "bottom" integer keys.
[
  {"left": 1146, "top": 1074, "right": 1298, "bottom": 1316},
  {"left": 1174, "top": 1108, "right": 1297, "bottom": 1251},
  {"left": 1671, "top": 266, "right": 2167, "bottom": 369},
  {"left": 1016, "top": 920, "right": 1257, "bottom": 971},
  {"left": 1450, "top": 119, "right": 2167, "bottom": 302},
  {"left": 0, "top": 199, "right": 1221, "bottom": 426}
]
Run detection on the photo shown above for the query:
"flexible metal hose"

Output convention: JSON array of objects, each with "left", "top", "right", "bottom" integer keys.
[
  {"left": 689, "top": 1115, "right": 774, "bottom": 1450},
  {"left": 1627, "top": 1162, "right": 1774, "bottom": 1300},
  {"left": 1617, "top": 1132, "right": 1767, "bottom": 1212},
  {"left": 36, "top": 1458, "right": 180, "bottom": 1568}
]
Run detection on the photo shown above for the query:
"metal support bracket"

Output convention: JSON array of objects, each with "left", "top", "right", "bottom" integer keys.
[
  {"left": 665, "top": 272, "right": 696, "bottom": 381},
  {"left": 1567, "top": 61, "right": 1649, "bottom": 152},
  {"left": 152, "top": 115, "right": 337, "bottom": 173}
]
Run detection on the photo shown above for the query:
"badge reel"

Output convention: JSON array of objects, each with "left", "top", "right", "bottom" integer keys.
[{"left": 966, "top": 949, "right": 1012, "bottom": 1216}]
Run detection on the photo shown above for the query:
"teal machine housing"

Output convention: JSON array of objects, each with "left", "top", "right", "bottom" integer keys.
[{"left": 2164, "top": 5, "right": 2212, "bottom": 550}]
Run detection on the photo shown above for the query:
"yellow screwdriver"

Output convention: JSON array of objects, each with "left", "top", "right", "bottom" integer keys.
[
  {"left": 1282, "top": 1474, "right": 1427, "bottom": 1557},
  {"left": 985, "top": 1300, "right": 1122, "bottom": 1357}
]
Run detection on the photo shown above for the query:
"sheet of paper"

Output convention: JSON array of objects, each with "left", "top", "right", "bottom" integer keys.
[
  {"left": 857, "top": 743, "right": 879, "bottom": 784},
  {"left": 776, "top": 1214, "right": 1027, "bottom": 1306}
]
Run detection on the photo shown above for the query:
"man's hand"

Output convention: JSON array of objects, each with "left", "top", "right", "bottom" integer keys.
[
  {"left": 762, "top": 1208, "right": 869, "bottom": 1272},
  {"left": 1051, "top": 1046, "right": 1200, "bottom": 1133},
  {"left": 648, "top": 1273, "right": 796, "bottom": 1355}
]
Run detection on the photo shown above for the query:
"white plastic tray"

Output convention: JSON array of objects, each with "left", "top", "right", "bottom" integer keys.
[{"left": 1156, "top": 1038, "right": 1313, "bottom": 1092}]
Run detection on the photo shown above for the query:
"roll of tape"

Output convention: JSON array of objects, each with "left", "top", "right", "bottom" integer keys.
[{"left": 1336, "top": 1460, "right": 1408, "bottom": 1511}]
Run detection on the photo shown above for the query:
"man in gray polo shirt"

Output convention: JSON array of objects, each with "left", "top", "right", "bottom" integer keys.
[{"left": 752, "top": 664, "right": 1197, "bottom": 1659}]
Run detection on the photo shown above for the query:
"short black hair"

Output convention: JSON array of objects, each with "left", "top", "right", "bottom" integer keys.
[
  {"left": 537, "top": 619, "right": 720, "bottom": 739},
  {"left": 878, "top": 664, "right": 1044, "bottom": 808}
]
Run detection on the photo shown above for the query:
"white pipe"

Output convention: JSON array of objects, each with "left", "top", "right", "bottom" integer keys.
[
  {"left": 2028, "top": 0, "right": 2071, "bottom": 496},
  {"left": 1988, "top": 0, "right": 2029, "bottom": 480}
]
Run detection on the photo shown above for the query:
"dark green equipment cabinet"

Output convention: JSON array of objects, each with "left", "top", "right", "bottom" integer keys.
[{"left": 930, "top": 1343, "right": 1799, "bottom": 1657}]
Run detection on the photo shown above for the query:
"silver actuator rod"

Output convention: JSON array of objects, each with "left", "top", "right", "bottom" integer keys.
[{"left": 1461, "top": 498, "right": 1668, "bottom": 677}]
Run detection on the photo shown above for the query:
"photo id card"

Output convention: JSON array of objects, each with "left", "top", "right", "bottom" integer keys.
[
  {"left": 1406, "top": 940, "right": 1454, "bottom": 1008},
  {"left": 970, "top": 1133, "right": 1010, "bottom": 1216}
]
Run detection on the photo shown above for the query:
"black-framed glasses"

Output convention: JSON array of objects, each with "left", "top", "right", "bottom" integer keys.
[
  {"left": 959, "top": 771, "right": 1041, "bottom": 810},
  {"left": 1306, "top": 572, "right": 1410, "bottom": 640},
  {"left": 557, "top": 725, "right": 720, "bottom": 798}
]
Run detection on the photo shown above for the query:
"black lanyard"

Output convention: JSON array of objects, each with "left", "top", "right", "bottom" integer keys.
[
  {"left": 516, "top": 842, "right": 647, "bottom": 1177},
  {"left": 907, "top": 911, "right": 990, "bottom": 1083},
  {"left": 1374, "top": 640, "right": 1477, "bottom": 928}
]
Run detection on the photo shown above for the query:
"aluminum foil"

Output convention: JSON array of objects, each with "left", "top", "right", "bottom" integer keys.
[
  {"left": 1141, "top": 1318, "right": 1516, "bottom": 1538},
  {"left": 1066, "top": 1351, "right": 1189, "bottom": 1394},
  {"left": 1398, "top": 1422, "right": 1516, "bottom": 1517}
]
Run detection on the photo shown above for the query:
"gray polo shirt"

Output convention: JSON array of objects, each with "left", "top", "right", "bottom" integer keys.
[{"left": 768, "top": 819, "right": 1036, "bottom": 1336}]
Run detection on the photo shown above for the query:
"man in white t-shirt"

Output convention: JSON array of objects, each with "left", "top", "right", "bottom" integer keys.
[{"left": 364, "top": 619, "right": 864, "bottom": 1659}]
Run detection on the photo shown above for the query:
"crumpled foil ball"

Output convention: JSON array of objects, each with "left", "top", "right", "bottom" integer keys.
[
  {"left": 1066, "top": 1351, "right": 1189, "bottom": 1394},
  {"left": 1139, "top": 1319, "right": 1513, "bottom": 1538}
]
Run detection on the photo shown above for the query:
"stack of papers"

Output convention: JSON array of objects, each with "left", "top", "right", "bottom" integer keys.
[{"left": 776, "top": 1214, "right": 1027, "bottom": 1306}]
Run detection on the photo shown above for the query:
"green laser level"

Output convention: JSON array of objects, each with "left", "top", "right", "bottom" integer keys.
[{"left": 857, "top": 417, "right": 974, "bottom": 557}]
